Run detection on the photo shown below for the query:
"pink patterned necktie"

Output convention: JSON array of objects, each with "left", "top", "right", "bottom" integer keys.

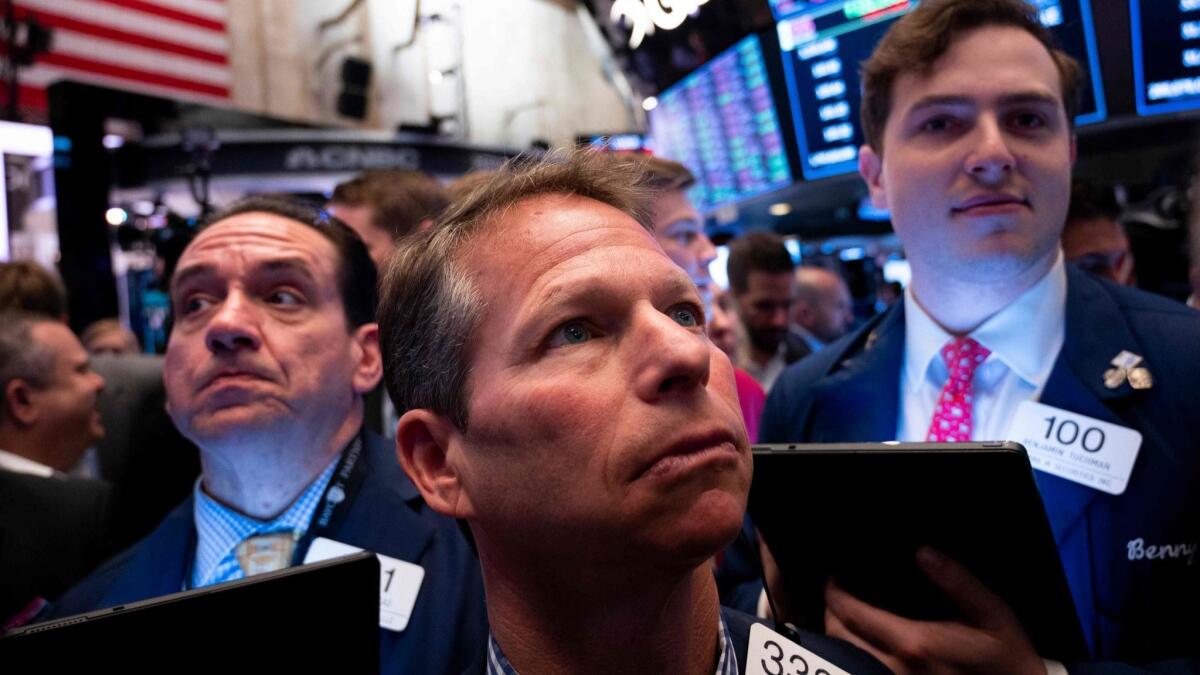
[{"left": 926, "top": 336, "right": 991, "bottom": 442}]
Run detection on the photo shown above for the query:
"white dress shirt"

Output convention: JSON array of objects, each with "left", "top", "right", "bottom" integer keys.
[
  {"left": 0, "top": 448, "right": 56, "bottom": 477},
  {"left": 897, "top": 254, "right": 1067, "bottom": 443}
]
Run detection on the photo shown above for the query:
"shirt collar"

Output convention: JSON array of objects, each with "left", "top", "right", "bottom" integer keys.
[
  {"left": 904, "top": 252, "right": 1067, "bottom": 391},
  {"left": 485, "top": 611, "right": 738, "bottom": 675},
  {"left": 191, "top": 452, "right": 341, "bottom": 588},
  {"left": 0, "top": 449, "right": 56, "bottom": 477}
]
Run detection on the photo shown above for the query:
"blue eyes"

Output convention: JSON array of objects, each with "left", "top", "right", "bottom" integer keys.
[
  {"left": 670, "top": 306, "right": 700, "bottom": 327},
  {"left": 547, "top": 304, "right": 702, "bottom": 349},
  {"left": 555, "top": 321, "right": 592, "bottom": 346}
]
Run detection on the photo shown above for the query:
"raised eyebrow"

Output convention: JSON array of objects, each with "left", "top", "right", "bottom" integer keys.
[
  {"left": 170, "top": 257, "right": 317, "bottom": 295},
  {"left": 256, "top": 258, "right": 319, "bottom": 284},
  {"left": 169, "top": 263, "right": 215, "bottom": 296}
]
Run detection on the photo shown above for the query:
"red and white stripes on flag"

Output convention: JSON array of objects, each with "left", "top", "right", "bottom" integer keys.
[{"left": 12, "top": 0, "right": 230, "bottom": 115}]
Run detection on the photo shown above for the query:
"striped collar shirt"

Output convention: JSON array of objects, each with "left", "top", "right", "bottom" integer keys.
[
  {"left": 485, "top": 611, "right": 738, "bottom": 675},
  {"left": 190, "top": 455, "right": 340, "bottom": 589}
]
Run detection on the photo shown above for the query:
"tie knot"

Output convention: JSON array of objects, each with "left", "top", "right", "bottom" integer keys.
[{"left": 940, "top": 336, "right": 990, "bottom": 379}]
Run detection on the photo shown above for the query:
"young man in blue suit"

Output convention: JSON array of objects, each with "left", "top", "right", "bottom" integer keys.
[
  {"left": 760, "top": 0, "right": 1200, "bottom": 671},
  {"left": 48, "top": 197, "right": 486, "bottom": 674},
  {"left": 380, "top": 150, "right": 890, "bottom": 675}
]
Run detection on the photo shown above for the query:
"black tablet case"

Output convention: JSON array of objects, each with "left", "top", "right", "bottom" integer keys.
[
  {"left": 0, "top": 551, "right": 380, "bottom": 671},
  {"left": 749, "top": 442, "right": 1089, "bottom": 662}
]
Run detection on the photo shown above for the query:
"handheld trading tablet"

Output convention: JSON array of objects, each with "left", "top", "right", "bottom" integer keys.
[
  {"left": 748, "top": 441, "right": 1089, "bottom": 662},
  {"left": 0, "top": 551, "right": 380, "bottom": 671}
]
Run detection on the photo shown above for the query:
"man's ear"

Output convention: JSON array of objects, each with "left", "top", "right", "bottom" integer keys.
[
  {"left": 5, "top": 379, "right": 37, "bottom": 426},
  {"left": 1069, "top": 133, "right": 1077, "bottom": 164},
  {"left": 858, "top": 144, "right": 888, "bottom": 210},
  {"left": 350, "top": 322, "right": 383, "bottom": 394},
  {"left": 395, "top": 409, "right": 475, "bottom": 520}
]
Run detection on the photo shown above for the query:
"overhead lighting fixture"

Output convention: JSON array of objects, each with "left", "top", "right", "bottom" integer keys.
[
  {"left": 642, "top": 96, "right": 658, "bottom": 111},
  {"left": 102, "top": 134, "right": 125, "bottom": 149},
  {"left": 768, "top": 202, "right": 792, "bottom": 216},
  {"left": 105, "top": 207, "right": 128, "bottom": 226}
]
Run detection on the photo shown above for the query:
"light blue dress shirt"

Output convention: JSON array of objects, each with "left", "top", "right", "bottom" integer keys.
[{"left": 190, "top": 456, "right": 340, "bottom": 589}]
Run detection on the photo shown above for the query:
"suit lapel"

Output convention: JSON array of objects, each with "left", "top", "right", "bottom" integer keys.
[
  {"left": 807, "top": 305, "right": 906, "bottom": 443},
  {"left": 1036, "top": 268, "right": 1143, "bottom": 542},
  {"left": 102, "top": 498, "right": 196, "bottom": 605}
]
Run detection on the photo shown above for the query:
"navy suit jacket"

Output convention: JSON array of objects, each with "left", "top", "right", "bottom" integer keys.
[
  {"left": 48, "top": 430, "right": 487, "bottom": 675},
  {"left": 760, "top": 267, "right": 1200, "bottom": 667},
  {"left": 461, "top": 606, "right": 892, "bottom": 674}
]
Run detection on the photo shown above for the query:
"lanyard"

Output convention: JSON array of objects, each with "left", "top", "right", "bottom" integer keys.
[{"left": 293, "top": 429, "right": 369, "bottom": 564}]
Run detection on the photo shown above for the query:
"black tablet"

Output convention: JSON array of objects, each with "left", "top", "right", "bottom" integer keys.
[
  {"left": 1, "top": 551, "right": 380, "bottom": 671},
  {"left": 748, "top": 441, "right": 1088, "bottom": 662}
]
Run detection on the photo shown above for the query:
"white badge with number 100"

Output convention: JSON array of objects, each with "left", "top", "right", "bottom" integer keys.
[
  {"left": 1006, "top": 400, "right": 1142, "bottom": 495},
  {"left": 303, "top": 537, "right": 425, "bottom": 632},
  {"left": 746, "top": 623, "right": 851, "bottom": 675}
]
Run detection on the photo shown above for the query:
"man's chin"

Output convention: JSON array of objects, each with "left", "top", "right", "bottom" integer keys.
[
  {"left": 182, "top": 405, "right": 288, "bottom": 444},
  {"left": 748, "top": 332, "right": 785, "bottom": 355}
]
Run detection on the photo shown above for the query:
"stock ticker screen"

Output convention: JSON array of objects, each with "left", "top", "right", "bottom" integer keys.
[
  {"left": 776, "top": 0, "right": 1106, "bottom": 180},
  {"left": 648, "top": 34, "right": 793, "bottom": 212},
  {"left": 1131, "top": 0, "right": 1200, "bottom": 116}
]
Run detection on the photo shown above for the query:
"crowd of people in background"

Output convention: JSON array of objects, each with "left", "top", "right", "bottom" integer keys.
[{"left": 2, "top": 0, "right": 1200, "bottom": 673}]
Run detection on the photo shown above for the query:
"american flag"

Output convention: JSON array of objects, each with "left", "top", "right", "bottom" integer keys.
[{"left": 12, "top": 0, "right": 230, "bottom": 116}]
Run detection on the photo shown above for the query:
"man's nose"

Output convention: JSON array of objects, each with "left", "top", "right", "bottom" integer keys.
[
  {"left": 204, "top": 291, "right": 263, "bottom": 353},
  {"left": 694, "top": 232, "right": 718, "bottom": 269},
  {"left": 965, "top": 117, "right": 1016, "bottom": 183},
  {"left": 633, "top": 308, "right": 711, "bottom": 402}
]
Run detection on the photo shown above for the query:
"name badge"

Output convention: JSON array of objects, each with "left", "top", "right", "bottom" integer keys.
[
  {"left": 303, "top": 537, "right": 425, "bottom": 632},
  {"left": 746, "top": 623, "right": 851, "bottom": 675},
  {"left": 1006, "top": 401, "right": 1142, "bottom": 495}
]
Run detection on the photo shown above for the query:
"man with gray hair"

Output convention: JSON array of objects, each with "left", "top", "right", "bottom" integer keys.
[
  {"left": 0, "top": 310, "right": 113, "bottom": 624},
  {"left": 378, "top": 150, "right": 888, "bottom": 674}
]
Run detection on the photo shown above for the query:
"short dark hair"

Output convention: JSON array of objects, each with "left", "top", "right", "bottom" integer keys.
[
  {"left": 331, "top": 169, "right": 449, "bottom": 241},
  {"left": 726, "top": 231, "right": 795, "bottom": 295},
  {"left": 0, "top": 260, "right": 67, "bottom": 319},
  {"left": 860, "top": 0, "right": 1082, "bottom": 154},
  {"left": 196, "top": 195, "right": 378, "bottom": 328},
  {"left": 378, "top": 148, "right": 655, "bottom": 431}
]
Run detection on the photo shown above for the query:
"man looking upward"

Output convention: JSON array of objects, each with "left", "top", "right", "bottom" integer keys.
[
  {"left": 761, "top": 0, "right": 1200, "bottom": 670},
  {"left": 52, "top": 197, "right": 485, "bottom": 674},
  {"left": 380, "top": 151, "right": 888, "bottom": 674}
]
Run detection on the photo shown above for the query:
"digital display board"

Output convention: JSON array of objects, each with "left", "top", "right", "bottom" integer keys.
[
  {"left": 1131, "top": 0, "right": 1200, "bottom": 116},
  {"left": 769, "top": 0, "right": 841, "bottom": 21},
  {"left": 777, "top": 0, "right": 1106, "bottom": 180},
  {"left": 649, "top": 34, "right": 793, "bottom": 212}
]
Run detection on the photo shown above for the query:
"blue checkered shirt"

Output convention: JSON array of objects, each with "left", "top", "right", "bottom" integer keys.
[
  {"left": 485, "top": 611, "right": 739, "bottom": 675},
  {"left": 190, "top": 456, "right": 340, "bottom": 589}
]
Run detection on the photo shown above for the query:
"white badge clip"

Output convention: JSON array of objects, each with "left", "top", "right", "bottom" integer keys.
[
  {"left": 746, "top": 623, "right": 852, "bottom": 675},
  {"left": 1006, "top": 400, "right": 1142, "bottom": 495},
  {"left": 304, "top": 537, "right": 425, "bottom": 632}
]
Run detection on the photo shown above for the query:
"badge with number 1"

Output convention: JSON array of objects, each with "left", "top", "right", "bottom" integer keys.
[
  {"left": 746, "top": 623, "right": 851, "bottom": 675},
  {"left": 303, "top": 537, "right": 425, "bottom": 632}
]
